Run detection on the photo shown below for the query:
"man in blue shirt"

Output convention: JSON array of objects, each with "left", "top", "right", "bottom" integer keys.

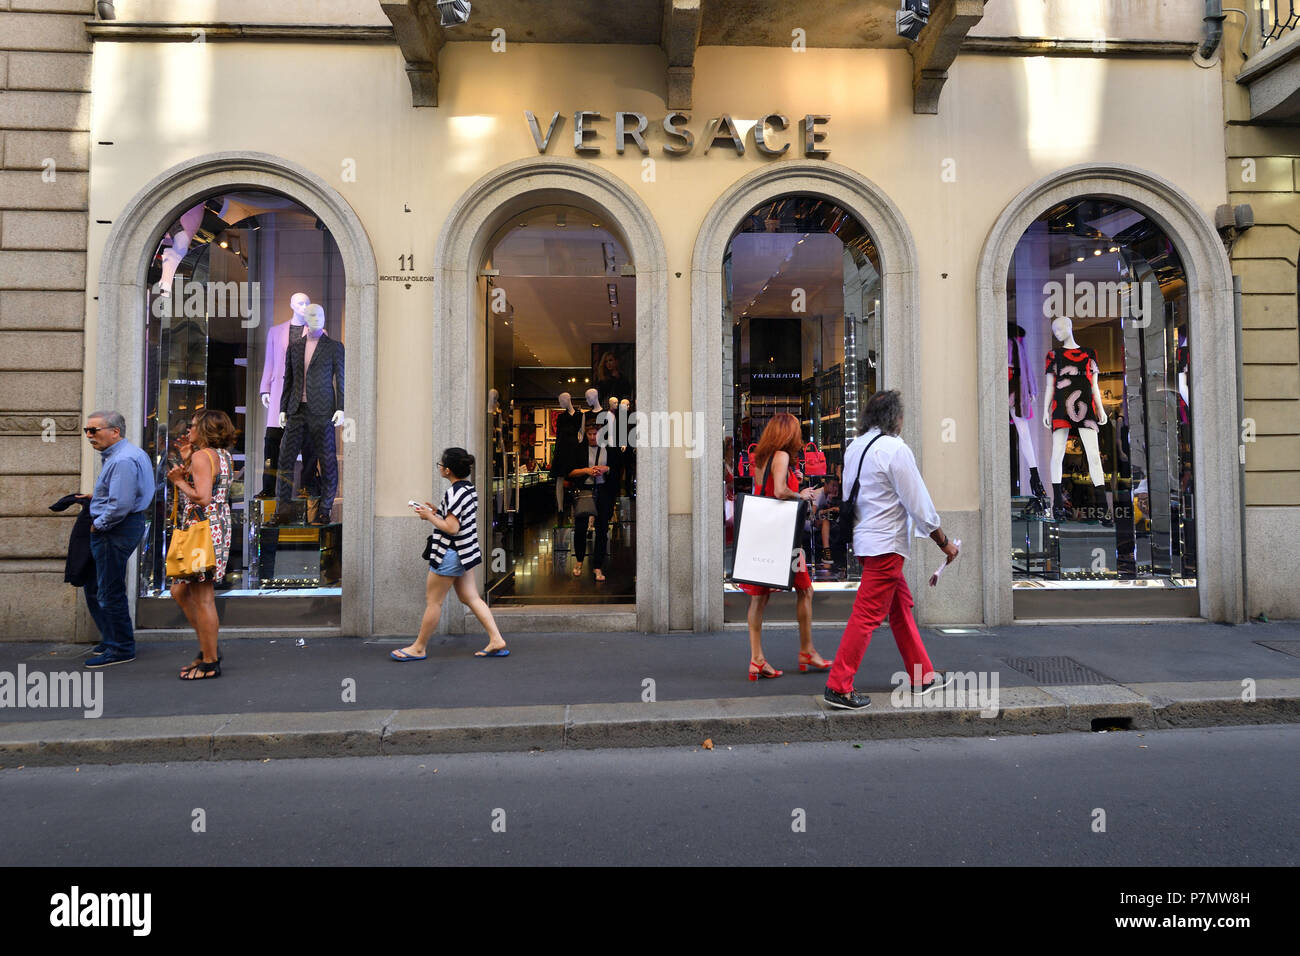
[{"left": 82, "top": 410, "right": 154, "bottom": 667}]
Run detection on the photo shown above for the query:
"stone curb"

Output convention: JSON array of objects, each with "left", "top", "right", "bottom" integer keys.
[{"left": 1, "top": 680, "right": 1297, "bottom": 767}]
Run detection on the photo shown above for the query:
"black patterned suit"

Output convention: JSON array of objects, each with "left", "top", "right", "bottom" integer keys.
[{"left": 277, "top": 332, "right": 344, "bottom": 521}]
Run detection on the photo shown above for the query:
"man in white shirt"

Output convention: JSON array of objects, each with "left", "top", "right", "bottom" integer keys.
[{"left": 824, "top": 390, "right": 959, "bottom": 710}]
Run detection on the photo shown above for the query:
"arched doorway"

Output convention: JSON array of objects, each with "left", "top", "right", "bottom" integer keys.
[
  {"left": 481, "top": 204, "right": 638, "bottom": 607},
  {"left": 692, "top": 162, "right": 920, "bottom": 631},
  {"left": 433, "top": 158, "right": 670, "bottom": 632},
  {"left": 722, "top": 195, "right": 883, "bottom": 621}
]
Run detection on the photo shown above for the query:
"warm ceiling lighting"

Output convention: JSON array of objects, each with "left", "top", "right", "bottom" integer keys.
[
  {"left": 1076, "top": 256, "right": 1085, "bottom": 262},
  {"left": 1093, "top": 249, "right": 1102, "bottom": 256},
  {"left": 219, "top": 240, "right": 228, "bottom": 249}
]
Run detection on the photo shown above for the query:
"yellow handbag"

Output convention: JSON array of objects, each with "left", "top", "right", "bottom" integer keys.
[{"left": 165, "top": 450, "right": 217, "bottom": 579}]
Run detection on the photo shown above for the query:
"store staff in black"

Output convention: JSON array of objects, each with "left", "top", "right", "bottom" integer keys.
[
  {"left": 567, "top": 420, "right": 620, "bottom": 583},
  {"left": 269, "top": 304, "right": 344, "bottom": 526}
]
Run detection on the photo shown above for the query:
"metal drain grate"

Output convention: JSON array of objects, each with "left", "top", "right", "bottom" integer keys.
[
  {"left": 1256, "top": 641, "right": 1300, "bottom": 660},
  {"left": 1001, "top": 655, "right": 1116, "bottom": 685}
]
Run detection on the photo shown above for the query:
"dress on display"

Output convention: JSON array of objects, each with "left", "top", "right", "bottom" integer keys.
[
  {"left": 1045, "top": 347, "right": 1101, "bottom": 431},
  {"left": 1008, "top": 329, "right": 1035, "bottom": 420},
  {"left": 176, "top": 447, "right": 233, "bottom": 583}
]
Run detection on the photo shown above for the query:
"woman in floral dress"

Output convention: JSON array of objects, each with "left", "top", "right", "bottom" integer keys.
[{"left": 167, "top": 409, "right": 236, "bottom": 680}]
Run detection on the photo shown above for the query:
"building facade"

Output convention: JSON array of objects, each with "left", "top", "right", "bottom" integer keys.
[{"left": 2, "top": 0, "right": 1294, "bottom": 641}]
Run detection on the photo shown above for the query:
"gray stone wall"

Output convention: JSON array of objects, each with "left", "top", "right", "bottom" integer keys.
[{"left": 0, "top": 1, "right": 94, "bottom": 640}]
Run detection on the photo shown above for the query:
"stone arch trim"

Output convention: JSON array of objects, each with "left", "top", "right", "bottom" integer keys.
[
  {"left": 976, "top": 162, "right": 1241, "bottom": 624},
  {"left": 94, "top": 151, "right": 379, "bottom": 636},
  {"left": 690, "top": 161, "right": 922, "bottom": 630},
  {"left": 433, "top": 157, "right": 670, "bottom": 632}
]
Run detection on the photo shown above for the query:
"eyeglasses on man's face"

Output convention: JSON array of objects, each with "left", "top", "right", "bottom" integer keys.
[{"left": 83, "top": 426, "right": 117, "bottom": 436}]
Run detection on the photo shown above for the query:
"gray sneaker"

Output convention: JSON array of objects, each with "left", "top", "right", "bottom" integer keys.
[{"left": 823, "top": 686, "right": 871, "bottom": 710}]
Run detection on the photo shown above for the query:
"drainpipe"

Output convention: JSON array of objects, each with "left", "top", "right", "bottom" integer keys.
[
  {"left": 1199, "top": 0, "right": 1225, "bottom": 59},
  {"left": 1234, "top": 274, "right": 1248, "bottom": 621}
]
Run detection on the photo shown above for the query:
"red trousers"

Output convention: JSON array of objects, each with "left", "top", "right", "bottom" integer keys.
[{"left": 827, "top": 553, "right": 935, "bottom": 694}]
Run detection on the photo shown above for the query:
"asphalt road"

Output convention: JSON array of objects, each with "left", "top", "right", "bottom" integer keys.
[{"left": 0, "top": 725, "right": 1294, "bottom": 867}]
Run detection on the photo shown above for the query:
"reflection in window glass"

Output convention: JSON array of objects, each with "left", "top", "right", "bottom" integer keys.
[
  {"left": 139, "top": 191, "right": 346, "bottom": 606},
  {"left": 1007, "top": 198, "right": 1195, "bottom": 587},
  {"left": 723, "top": 196, "right": 882, "bottom": 587}
]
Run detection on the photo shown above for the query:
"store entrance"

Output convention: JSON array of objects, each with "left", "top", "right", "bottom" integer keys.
[{"left": 483, "top": 205, "right": 637, "bottom": 607}]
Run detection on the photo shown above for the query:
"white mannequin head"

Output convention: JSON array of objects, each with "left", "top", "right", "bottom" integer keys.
[
  {"left": 1051, "top": 316, "right": 1075, "bottom": 344},
  {"left": 558, "top": 391, "right": 573, "bottom": 413},
  {"left": 488, "top": 388, "right": 500, "bottom": 414},
  {"left": 290, "top": 292, "right": 312, "bottom": 324},
  {"left": 304, "top": 304, "right": 326, "bottom": 332},
  {"left": 585, "top": 388, "right": 600, "bottom": 410}
]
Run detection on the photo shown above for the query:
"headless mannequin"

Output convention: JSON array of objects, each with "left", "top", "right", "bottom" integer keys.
[
  {"left": 555, "top": 391, "right": 581, "bottom": 510},
  {"left": 1008, "top": 323, "right": 1048, "bottom": 512},
  {"left": 619, "top": 398, "right": 635, "bottom": 497},
  {"left": 158, "top": 203, "right": 206, "bottom": 294},
  {"left": 1043, "top": 317, "right": 1111, "bottom": 522}
]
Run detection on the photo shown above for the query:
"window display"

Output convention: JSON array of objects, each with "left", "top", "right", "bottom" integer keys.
[
  {"left": 722, "top": 196, "right": 882, "bottom": 589},
  {"left": 139, "top": 191, "right": 347, "bottom": 615},
  {"left": 1007, "top": 198, "right": 1195, "bottom": 587}
]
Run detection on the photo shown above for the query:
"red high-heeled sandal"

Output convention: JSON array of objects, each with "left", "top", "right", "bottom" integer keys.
[
  {"left": 748, "top": 658, "right": 783, "bottom": 681},
  {"left": 798, "top": 652, "right": 832, "bottom": 673}
]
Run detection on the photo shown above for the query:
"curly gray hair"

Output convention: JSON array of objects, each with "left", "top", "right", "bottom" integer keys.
[{"left": 860, "top": 390, "right": 903, "bottom": 436}]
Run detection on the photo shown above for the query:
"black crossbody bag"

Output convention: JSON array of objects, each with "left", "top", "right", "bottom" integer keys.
[{"left": 837, "top": 433, "right": 884, "bottom": 547}]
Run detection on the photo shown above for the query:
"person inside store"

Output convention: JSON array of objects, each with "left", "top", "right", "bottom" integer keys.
[
  {"left": 167, "top": 409, "right": 237, "bottom": 680},
  {"left": 737, "top": 412, "right": 832, "bottom": 680},
  {"left": 812, "top": 474, "right": 847, "bottom": 576},
  {"left": 81, "top": 410, "right": 155, "bottom": 668},
  {"left": 390, "top": 447, "right": 509, "bottom": 661},
  {"left": 594, "top": 349, "right": 633, "bottom": 408},
  {"left": 567, "top": 419, "right": 620, "bottom": 583},
  {"left": 823, "top": 390, "right": 958, "bottom": 710}
]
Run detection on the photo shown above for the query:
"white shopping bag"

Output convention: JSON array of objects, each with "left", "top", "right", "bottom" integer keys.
[{"left": 729, "top": 492, "right": 806, "bottom": 590}]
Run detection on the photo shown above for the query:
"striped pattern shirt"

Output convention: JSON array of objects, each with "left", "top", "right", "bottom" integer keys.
[{"left": 427, "top": 480, "right": 481, "bottom": 570}]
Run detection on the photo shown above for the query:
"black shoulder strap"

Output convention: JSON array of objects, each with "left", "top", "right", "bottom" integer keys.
[{"left": 847, "top": 432, "right": 885, "bottom": 499}]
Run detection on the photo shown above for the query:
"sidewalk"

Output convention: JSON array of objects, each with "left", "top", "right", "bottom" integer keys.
[{"left": 2, "top": 620, "right": 1298, "bottom": 765}]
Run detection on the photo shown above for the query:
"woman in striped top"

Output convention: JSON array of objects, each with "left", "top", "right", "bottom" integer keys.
[{"left": 390, "top": 447, "right": 509, "bottom": 661}]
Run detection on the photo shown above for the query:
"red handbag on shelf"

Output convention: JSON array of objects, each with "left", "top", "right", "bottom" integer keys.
[
  {"left": 801, "top": 441, "right": 827, "bottom": 476},
  {"left": 737, "top": 443, "right": 757, "bottom": 477}
]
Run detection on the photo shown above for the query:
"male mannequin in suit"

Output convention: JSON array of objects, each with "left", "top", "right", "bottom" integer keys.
[
  {"left": 256, "top": 292, "right": 320, "bottom": 499},
  {"left": 269, "top": 304, "right": 345, "bottom": 525}
]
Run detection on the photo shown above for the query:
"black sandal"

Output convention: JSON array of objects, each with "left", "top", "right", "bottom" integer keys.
[
  {"left": 180, "top": 649, "right": 221, "bottom": 676},
  {"left": 180, "top": 659, "right": 221, "bottom": 680}
]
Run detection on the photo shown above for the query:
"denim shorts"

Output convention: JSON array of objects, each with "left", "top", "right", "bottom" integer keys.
[{"left": 430, "top": 547, "right": 465, "bottom": 577}]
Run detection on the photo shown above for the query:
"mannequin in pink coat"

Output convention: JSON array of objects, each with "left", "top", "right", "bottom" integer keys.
[{"left": 254, "top": 292, "right": 312, "bottom": 498}]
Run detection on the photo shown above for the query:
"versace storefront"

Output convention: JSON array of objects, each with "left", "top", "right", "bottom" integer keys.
[{"left": 50, "top": 0, "right": 1249, "bottom": 640}]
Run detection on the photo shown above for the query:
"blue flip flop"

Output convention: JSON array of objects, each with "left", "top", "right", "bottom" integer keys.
[
  {"left": 390, "top": 649, "right": 427, "bottom": 662},
  {"left": 474, "top": 648, "right": 510, "bottom": 658}
]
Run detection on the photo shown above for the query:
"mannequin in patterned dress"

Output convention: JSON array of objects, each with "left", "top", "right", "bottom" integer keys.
[
  {"left": 1042, "top": 317, "right": 1112, "bottom": 523},
  {"left": 167, "top": 409, "right": 236, "bottom": 679}
]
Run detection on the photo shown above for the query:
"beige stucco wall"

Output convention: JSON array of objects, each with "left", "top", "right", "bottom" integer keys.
[
  {"left": 83, "top": 39, "right": 1228, "bottom": 524},
  {"left": 971, "top": 0, "right": 1204, "bottom": 42}
]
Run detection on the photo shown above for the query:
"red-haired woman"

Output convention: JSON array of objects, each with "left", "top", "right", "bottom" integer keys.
[{"left": 738, "top": 412, "right": 832, "bottom": 680}]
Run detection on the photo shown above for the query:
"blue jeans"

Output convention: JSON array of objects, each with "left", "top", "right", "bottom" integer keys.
[{"left": 85, "top": 511, "right": 147, "bottom": 657}]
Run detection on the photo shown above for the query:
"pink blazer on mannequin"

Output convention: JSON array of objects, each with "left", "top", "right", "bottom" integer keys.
[{"left": 259, "top": 320, "right": 304, "bottom": 421}]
